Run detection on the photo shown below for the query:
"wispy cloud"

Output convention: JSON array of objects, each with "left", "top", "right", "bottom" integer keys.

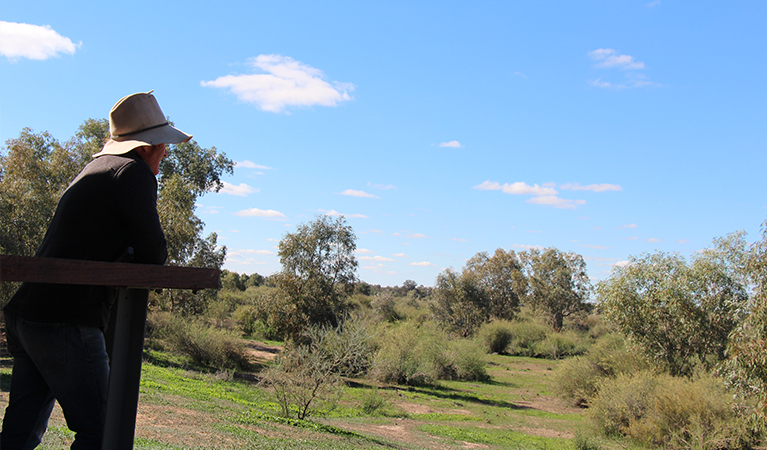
[
  {"left": 513, "top": 71, "right": 527, "bottom": 78},
  {"left": 368, "top": 182, "right": 396, "bottom": 190},
  {"left": 645, "top": 0, "right": 661, "bottom": 7},
  {"left": 405, "top": 233, "right": 427, "bottom": 239},
  {"left": 409, "top": 261, "right": 436, "bottom": 267},
  {"left": 619, "top": 223, "right": 638, "bottom": 229},
  {"left": 526, "top": 196, "right": 586, "bottom": 210},
  {"left": 220, "top": 181, "right": 259, "bottom": 196},
  {"left": 647, "top": 238, "right": 661, "bottom": 243},
  {"left": 340, "top": 189, "right": 379, "bottom": 199},
  {"left": 234, "top": 208, "right": 287, "bottom": 219},
  {"left": 202, "top": 54, "right": 354, "bottom": 113},
  {"left": 474, "top": 181, "right": 557, "bottom": 196},
  {"left": 439, "top": 140, "right": 463, "bottom": 148},
  {"left": 0, "top": 21, "right": 81, "bottom": 61},
  {"left": 236, "top": 160, "right": 274, "bottom": 170},
  {"left": 359, "top": 255, "right": 396, "bottom": 262},
  {"left": 588, "top": 49, "right": 660, "bottom": 89},
  {"left": 475, "top": 180, "right": 594, "bottom": 210},
  {"left": 321, "top": 209, "right": 369, "bottom": 219},
  {"left": 512, "top": 244, "right": 544, "bottom": 250},
  {"left": 588, "top": 48, "right": 645, "bottom": 70}
]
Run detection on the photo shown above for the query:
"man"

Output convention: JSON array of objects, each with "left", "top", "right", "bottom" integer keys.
[{"left": 1, "top": 91, "right": 191, "bottom": 449}]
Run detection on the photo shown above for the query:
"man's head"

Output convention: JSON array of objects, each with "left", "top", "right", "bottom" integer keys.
[{"left": 94, "top": 91, "right": 191, "bottom": 159}]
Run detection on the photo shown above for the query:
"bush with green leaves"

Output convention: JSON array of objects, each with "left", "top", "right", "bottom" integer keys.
[
  {"left": 476, "top": 320, "right": 514, "bottom": 354},
  {"left": 589, "top": 371, "right": 758, "bottom": 449},
  {"left": 505, "top": 319, "right": 549, "bottom": 357},
  {"left": 371, "top": 320, "right": 488, "bottom": 385},
  {"left": 146, "top": 311, "right": 248, "bottom": 370},
  {"left": 532, "top": 330, "right": 587, "bottom": 359},
  {"left": 555, "top": 333, "right": 648, "bottom": 407}
]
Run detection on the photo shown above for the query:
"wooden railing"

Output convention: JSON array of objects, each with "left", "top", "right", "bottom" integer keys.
[{"left": 0, "top": 254, "right": 220, "bottom": 450}]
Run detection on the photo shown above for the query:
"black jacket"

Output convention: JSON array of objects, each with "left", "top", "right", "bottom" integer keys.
[{"left": 4, "top": 151, "right": 167, "bottom": 328}]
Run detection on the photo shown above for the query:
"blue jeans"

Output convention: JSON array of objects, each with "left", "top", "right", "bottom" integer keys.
[{"left": 1, "top": 313, "right": 109, "bottom": 450}]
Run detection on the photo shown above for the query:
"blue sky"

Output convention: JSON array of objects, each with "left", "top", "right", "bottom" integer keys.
[{"left": 2, "top": 1, "right": 766, "bottom": 287}]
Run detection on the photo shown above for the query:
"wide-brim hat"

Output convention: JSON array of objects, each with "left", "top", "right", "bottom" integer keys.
[{"left": 94, "top": 91, "right": 192, "bottom": 157}]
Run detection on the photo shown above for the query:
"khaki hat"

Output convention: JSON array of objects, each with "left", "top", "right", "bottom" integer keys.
[{"left": 94, "top": 91, "right": 192, "bottom": 157}]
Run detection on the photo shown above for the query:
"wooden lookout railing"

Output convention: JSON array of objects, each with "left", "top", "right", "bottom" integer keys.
[{"left": 0, "top": 254, "right": 220, "bottom": 450}]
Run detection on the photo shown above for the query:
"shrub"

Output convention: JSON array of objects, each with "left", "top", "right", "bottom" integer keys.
[
  {"left": 555, "top": 333, "right": 649, "bottom": 407},
  {"left": 506, "top": 319, "right": 549, "bottom": 356},
  {"left": 145, "top": 311, "right": 249, "bottom": 370},
  {"left": 260, "top": 344, "right": 343, "bottom": 419},
  {"left": 477, "top": 320, "right": 514, "bottom": 354},
  {"left": 371, "top": 321, "right": 488, "bottom": 385},
  {"left": 589, "top": 371, "right": 759, "bottom": 449},
  {"left": 533, "top": 330, "right": 587, "bottom": 359},
  {"left": 372, "top": 321, "right": 434, "bottom": 385}
]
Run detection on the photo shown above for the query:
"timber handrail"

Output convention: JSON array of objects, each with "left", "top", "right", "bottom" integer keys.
[{"left": 0, "top": 254, "right": 219, "bottom": 290}]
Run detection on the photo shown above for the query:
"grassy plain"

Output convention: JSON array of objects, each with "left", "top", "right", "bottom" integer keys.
[{"left": 0, "top": 342, "right": 596, "bottom": 450}]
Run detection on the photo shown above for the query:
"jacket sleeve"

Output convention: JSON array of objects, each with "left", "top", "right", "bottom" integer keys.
[{"left": 113, "top": 159, "right": 168, "bottom": 265}]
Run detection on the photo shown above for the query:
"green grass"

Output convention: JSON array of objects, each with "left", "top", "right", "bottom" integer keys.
[{"left": 3, "top": 349, "right": 593, "bottom": 450}]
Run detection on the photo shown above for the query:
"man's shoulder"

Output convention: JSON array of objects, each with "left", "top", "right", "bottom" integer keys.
[{"left": 89, "top": 153, "right": 152, "bottom": 178}]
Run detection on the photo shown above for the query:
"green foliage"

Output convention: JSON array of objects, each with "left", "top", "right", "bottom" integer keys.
[
  {"left": 533, "top": 330, "right": 587, "bottom": 360},
  {"left": 429, "top": 268, "right": 490, "bottom": 337},
  {"left": 371, "top": 321, "right": 488, "bottom": 385},
  {"left": 723, "top": 222, "right": 767, "bottom": 424},
  {"left": 519, "top": 248, "right": 591, "bottom": 331},
  {"left": 597, "top": 235, "right": 750, "bottom": 377},
  {"left": 476, "top": 320, "right": 514, "bottom": 354},
  {"left": 145, "top": 311, "right": 248, "bottom": 370},
  {"left": 275, "top": 215, "right": 358, "bottom": 340},
  {"left": 506, "top": 318, "right": 549, "bottom": 357},
  {"left": 589, "top": 371, "right": 759, "bottom": 449},
  {"left": 555, "top": 333, "right": 649, "bottom": 407},
  {"left": 465, "top": 249, "right": 527, "bottom": 320},
  {"left": 370, "top": 291, "right": 399, "bottom": 322}
]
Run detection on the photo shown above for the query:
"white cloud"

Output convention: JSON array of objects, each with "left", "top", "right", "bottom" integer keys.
[
  {"left": 560, "top": 183, "right": 622, "bottom": 192},
  {"left": 647, "top": 238, "right": 661, "bottom": 243},
  {"left": 588, "top": 48, "right": 645, "bottom": 70},
  {"left": 452, "top": 238, "right": 468, "bottom": 242},
  {"left": 513, "top": 71, "right": 527, "bottom": 78},
  {"left": 405, "top": 233, "right": 427, "bottom": 239},
  {"left": 677, "top": 239, "right": 690, "bottom": 244},
  {"left": 439, "top": 140, "right": 463, "bottom": 148},
  {"left": 359, "top": 255, "right": 395, "bottom": 262},
  {"left": 581, "top": 244, "right": 610, "bottom": 250},
  {"left": 624, "top": 236, "right": 640, "bottom": 241},
  {"left": 0, "top": 21, "right": 81, "bottom": 61},
  {"left": 356, "top": 248, "right": 374, "bottom": 255},
  {"left": 235, "top": 208, "right": 287, "bottom": 219},
  {"left": 220, "top": 181, "right": 259, "bottom": 196},
  {"left": 619, "top": 223, "right": 638, "bottom": 229},
  {"left": 236, "top": 160, "right": 274, "bottom": 170},
  {"left": 526, "top": 196, "right": 586, "bottom": 210},
  {"left": 201, "top": 54, "right": 354, "bottom": 113},
  {"left": 341, "top": 189, "right": 379, "bottom": 198},
  {"left": 512, "top": 244, "right": 544, "bottom": 250},
  {"left": 409, "top": 261, "right": 436, "bottom": 267},
  {"left": 473, "top": 180, "right": 557, "bottom": 196},
  {"left": 392, "top": 253, "right": 408, "bottom": 258},
  {"left": 321, "top": 209, "right": 369, "bottom": 219}
]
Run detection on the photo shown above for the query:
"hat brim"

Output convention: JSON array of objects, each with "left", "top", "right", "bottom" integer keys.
[{"left": 94, "top": 123, "right": 192, "bottom": 157}]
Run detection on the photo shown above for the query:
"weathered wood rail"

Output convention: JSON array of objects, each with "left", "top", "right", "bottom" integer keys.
[{"left": 0, "top": 254, "right": 220, "bottom": 450}]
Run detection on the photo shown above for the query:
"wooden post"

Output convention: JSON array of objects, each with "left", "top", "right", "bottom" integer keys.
[{"left": 0, "top": 255, "right": 219, "bottom": 450}]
